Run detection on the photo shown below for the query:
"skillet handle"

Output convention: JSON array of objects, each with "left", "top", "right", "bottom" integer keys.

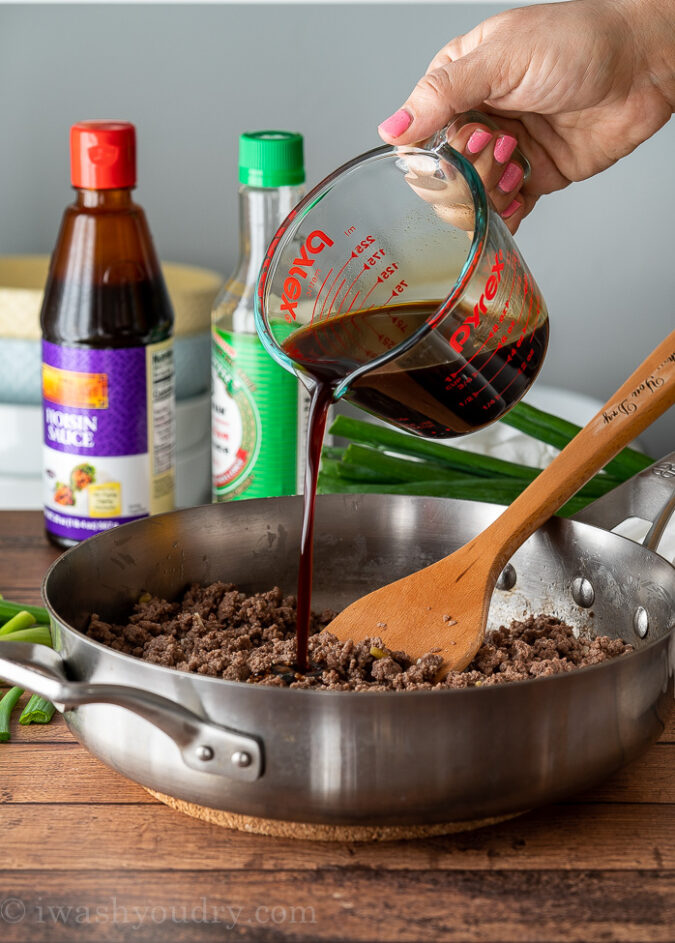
[
  {"left": 572, "top": 452, "right": 675, "bottom": 557},
  {"left": 0, "top": 642, "right": 263, "bottom": 782}
]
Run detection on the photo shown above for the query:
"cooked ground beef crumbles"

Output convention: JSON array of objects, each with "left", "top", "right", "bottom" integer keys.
[{"left": 86, "top": 581, "right": 633, "bottom": 690}]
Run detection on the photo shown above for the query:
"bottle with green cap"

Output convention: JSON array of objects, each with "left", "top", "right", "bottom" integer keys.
[{"left": 211, "top": 131, "right": 307, "bottom": 501}]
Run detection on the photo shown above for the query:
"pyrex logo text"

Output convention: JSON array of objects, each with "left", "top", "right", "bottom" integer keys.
[
  {"left": 280, "top": 230, "right": 334, "bottom": 320},
  {"left": 450, "top": 250, "right": 505, "bottom": 353}
]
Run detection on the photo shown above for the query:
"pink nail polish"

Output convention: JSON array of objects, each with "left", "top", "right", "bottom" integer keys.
[
  {"left": 493, "top": 134, "right": 518, "bottom": 164},
  {"left": 378, "top": 109, "right": 413, "bottom": 138},
  {"left": 501, "top": 199, "right": 521, "bottom": 219},
  {"left": 498, "top": 161, "right": 524, "bottom": 193},
  {"left": 466, "top": 129, "right": 492, "bottom": 155}
]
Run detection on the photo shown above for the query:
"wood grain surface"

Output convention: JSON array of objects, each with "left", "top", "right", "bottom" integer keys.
[{"left": 0, "top": 511, "right": 673, "bottom": 943}]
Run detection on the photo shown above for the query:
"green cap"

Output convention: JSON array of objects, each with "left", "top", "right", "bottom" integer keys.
[{"left": 238, "top": 131, "right": 305, "bottom": 188}]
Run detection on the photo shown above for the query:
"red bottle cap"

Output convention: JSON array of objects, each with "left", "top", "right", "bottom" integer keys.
[{"left": 70, "top": 121, "right": 136, "bottom": 190}]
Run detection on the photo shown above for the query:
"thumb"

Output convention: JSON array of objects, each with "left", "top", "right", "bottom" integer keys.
[{"left": 378, "top": 51, "right": 499, "bottom": 145}]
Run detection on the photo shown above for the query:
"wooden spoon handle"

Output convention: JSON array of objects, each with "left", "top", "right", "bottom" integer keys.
[{"left": 482, "top": 331, "right": 675, "bottom": 571}]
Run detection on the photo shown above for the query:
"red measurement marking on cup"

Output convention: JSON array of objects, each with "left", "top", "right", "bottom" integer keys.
[
  {"left": 517, "top": 277, "right": 535, "bottom": 345},
  {"left": 337, "top": 249, "right": 390, "bottom": 314},
  {"left": 320, "top": 255, "right": 353, "bottom": 319},
  {"left": 513, "top": 271, "right": 530, "bottom": 331},
  {"left": 362, "top": 249, "right": 386, "bottom": 270},
  {"left": 449, "top": 262, "right": 518, "bottom": 378},
  {"left": 361, "top": 280, "right": 380, "bottom": 306},
  {"left": 327, "top": 279, "right": 346, "bottom": 316},
  {"left": 497, "top": 346, "right": 538, "bottom": 399},
  {"left": 474, "top": 336, "right": 520, "bottom": 394},
  {"left": 328, "top": 241, "right": 384, "bottom": 315},
  {"left": 528, "top": 296, "right": 542, "bottom": 340},
  {"left": 311, "top": 268, "right": 334, "bottom": 322},
  {"left": 468, "top": 329, "right": 510, "bottom": 379},
  {"left": 384, "top": 280, "right": 409, "bottom": 305},
  {"left": 337, "top": 269, "right": 366, "bottom": 313},
  {"left": 346, "top": 291, "right": 360, "bottom": 313}
]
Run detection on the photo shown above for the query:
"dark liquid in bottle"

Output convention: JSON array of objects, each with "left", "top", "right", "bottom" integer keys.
[
  {"left": 286, "top": 300, "right": 548, "bottom": 671},
  {"left": 41, "top": 278, "right": 173, "bottom": 349},
  {"left": 41, "top": 189, "right": 174, "bottom": 548}
]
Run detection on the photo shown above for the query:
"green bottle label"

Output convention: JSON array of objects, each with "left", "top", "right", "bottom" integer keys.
[{"left": 211, "top": 328, "right": 299, "bottom": 500}]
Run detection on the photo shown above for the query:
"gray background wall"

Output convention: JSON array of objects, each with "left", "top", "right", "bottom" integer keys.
[{"left": 1, "top": 2, "right": 673, "bottom": 455}]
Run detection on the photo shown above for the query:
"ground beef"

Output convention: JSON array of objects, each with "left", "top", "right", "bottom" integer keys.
[{"left": 86, "top": 582, "right": 633, "bottom": 690}]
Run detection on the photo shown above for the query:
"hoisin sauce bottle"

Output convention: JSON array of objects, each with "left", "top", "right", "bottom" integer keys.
[{"left": 41, "top": 121, "right": 175, "bottom": 547}]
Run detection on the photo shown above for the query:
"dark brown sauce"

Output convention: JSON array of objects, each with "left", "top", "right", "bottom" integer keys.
[
  {"left": 283, "top": 300, "right": 548, "bottom": 671},
  {"left": 41, "top": 277, "right": 172, "bottom": 349},
  {"left": 283, "top": 301, "right": 548, "bottom": 438},
  {"left": 294, "top": 382, "right": 333, "bottom": 672}
]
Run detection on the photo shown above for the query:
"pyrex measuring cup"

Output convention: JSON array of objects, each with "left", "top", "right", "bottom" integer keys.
[{"left": 255, "top": 113, "right": 548, "bottom": 439}]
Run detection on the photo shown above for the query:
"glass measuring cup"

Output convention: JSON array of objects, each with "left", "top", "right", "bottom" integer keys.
[{"left": 255, "top": 113, "right": 548, "bottom": 439}]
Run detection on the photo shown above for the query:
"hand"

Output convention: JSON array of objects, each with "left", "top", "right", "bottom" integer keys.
[{"left": 378, "top": 0, "right": 675, "bottom": 232}]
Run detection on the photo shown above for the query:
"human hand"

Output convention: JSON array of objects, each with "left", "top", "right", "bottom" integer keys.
[{"left": 378, "top": 0, "right": 675, "bottom": 232}]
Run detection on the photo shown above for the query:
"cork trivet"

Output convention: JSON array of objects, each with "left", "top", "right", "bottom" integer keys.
[{"left": 145, "top": 787, "right": 521, "bottom": 842}]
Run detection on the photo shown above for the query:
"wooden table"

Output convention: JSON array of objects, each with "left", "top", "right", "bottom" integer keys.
[{"left": 0, "top": 511, "right": 673, "bottom": 942}]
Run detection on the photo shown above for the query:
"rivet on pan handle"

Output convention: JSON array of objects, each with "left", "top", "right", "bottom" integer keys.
[
  {"left": 0, "top": 643, "right": 264, "bottom": 782},
  {"left": 572, "top": 452, "right": 675, "bottom": 558}
]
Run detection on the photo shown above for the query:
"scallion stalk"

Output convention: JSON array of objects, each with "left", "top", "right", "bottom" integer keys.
[
  {"left": 0, "top": 610, "right": 36, "bottom": 637},
  {"left": 0, "top": 687, "right": 24, "bottom": 742},
  {"left": 19, "top": 695, "right": 56, "bottom": 726},
  {"left": 329, "top": 415, "right": 544, "bottom": 480},
  {"left": 0, "top": 600, "right": 49, "bottom": 626},
  {"left": 0, "top": 625, "right": 52, "bottom": 646},
  {"left": 503, "top": 402, "right": 653, "bottom": 478}
]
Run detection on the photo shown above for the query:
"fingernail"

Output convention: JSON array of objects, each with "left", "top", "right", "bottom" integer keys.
[
  {"left": 493, "top": 134, "right": 518, "bottom": 163},
  {"left": 501, "top": 199, "right": 521, "bottom": 219},
  {"left": 378, "top": 109, "right": 413, "bottom": 138},
  {"left": 498, "top": 161, "right": 524, "bottom": 193},
  {"left": 466, "top": 129, "right": 493, "bottom": 154}
]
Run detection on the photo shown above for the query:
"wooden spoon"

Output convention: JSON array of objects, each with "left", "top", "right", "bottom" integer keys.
[{"left": 325, "top": 331, "right": 675, "bottom": 675}]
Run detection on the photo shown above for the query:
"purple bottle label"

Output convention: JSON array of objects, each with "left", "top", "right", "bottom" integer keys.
[{"left": 42, "top": 340, "right": 175, "bottom": 541}]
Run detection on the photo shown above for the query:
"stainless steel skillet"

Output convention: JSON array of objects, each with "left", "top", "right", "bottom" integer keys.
[{"left": 0, "top": 456, "right": 673, "bottom": 828}]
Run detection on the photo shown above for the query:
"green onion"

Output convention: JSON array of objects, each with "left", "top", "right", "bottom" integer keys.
[
  {"left": 321, "top": 457, "right": 400, "bottom": 484},
  {"left": 0, "top": 625, "right": 52, "bottom": 646},
  {"left": 502, "top": 402, "right": 653, "bottom": 478},
  {"left": 341, "top": 444, "right": 477, "bottom": 483},
  {"left": 0, "top": 610, "right": 36, "bottom": 637},
  {"left": 320, "top": 446, "right": 347, "bottom": 462},
  {"left": 19, "top": 695, "right": 56, "bottom": 726},
  {"left": 317, "top": 473, "right": 591, "bottom": 517},
  {"left": 0, "top": 600, "right": 49, "bottom": 626},
  {"left": 0, "top": 596, "right": 56, "bottom": 735},
  {"left": 329, "top": 415, "right": 544, "bottom": 480},
  {"left": 323, "top": 399, "right": 654, "bottom": 515},
  {"left": 0, "top": 687, "right": 24, "bottom": 742}
]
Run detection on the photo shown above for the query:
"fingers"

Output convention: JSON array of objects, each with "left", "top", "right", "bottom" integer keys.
[
  {"left": 378, "top": 52, "right": 495, "bottom": 146},
  {"left": 499, "top": 191, "right": 539, "bottom": 235},
  {"left": 444, "top": 119, "right": 528, "bottom": 224},
  {"left": 498, "top": 197, "right": 525, "bottom": 233}
]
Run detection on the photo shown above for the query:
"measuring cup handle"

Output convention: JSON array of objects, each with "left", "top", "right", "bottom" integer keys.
[{"left": 425, "top": 110, "right": 531, "bottom": 183}]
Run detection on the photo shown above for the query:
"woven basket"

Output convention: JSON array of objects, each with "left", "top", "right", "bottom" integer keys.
[{"left": 0, "top": 255, "right": 223, "bottom": 339}]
